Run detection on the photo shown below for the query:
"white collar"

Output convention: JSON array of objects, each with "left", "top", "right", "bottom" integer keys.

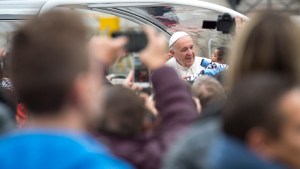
[{"left": 175, "top": 59, "right": 193, "bottom": 71}]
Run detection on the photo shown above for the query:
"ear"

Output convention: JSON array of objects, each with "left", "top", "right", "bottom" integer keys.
[
  {"left": 169, "top": 50, "right": 175, "bottom": 56},
  {"left": 247, "top": 127, "right": 276, "bottom": 158},
  {"left": 192, "top": 96, "right": 202, "bottom": 113},
  {"left": 69, "top": 73, "right": 90, "bottom": 108}
]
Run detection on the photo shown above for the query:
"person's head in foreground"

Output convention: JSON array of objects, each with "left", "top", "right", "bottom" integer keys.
[
  {"left": 226, "top": 11, "right": 300, "bottom": 89},
  {"left": 211, "top": 47, "right": 228, "bottom": 64},
  {"left": 99, "top": 86, "right": 151, "bottom": 137},
  {"left": 11, "top": 10, "right": 103, "bottom": 128},
  {"left": 169, "top": 31, "right": 195, "bottom": 68},
  {"left": 0, "top": 10, "right": 133, "bottom": 169},
  {"left": 222, "top": 74, "right": 300, "bottom": 168}
]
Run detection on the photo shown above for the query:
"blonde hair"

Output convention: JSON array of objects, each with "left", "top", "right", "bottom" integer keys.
[{"left": 226, "top": 11, "right": 300, "bottom": 89}]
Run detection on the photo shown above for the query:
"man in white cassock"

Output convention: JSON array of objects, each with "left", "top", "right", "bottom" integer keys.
[{"left": 166, "top": 32, "right": 205, "bottom": 81}]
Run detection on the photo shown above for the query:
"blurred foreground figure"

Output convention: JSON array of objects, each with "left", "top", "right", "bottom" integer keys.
[
  {"left": 97, "top": 27, "right": 198, "bottom": 169},
  {"left": 163, "top": 11, "right": 300, "bottom": 169},
  {"left": 212, "top": 75, "right": 297, "bottom": 169},
  {"left": 0, "top": 11, "right": 132, "bottom": 169},
  {"left": 226, "top": 12, "right": 300, "bottom": 88},
  {"left": 0, "top": 88, "right": 16, "bottom": 135}
]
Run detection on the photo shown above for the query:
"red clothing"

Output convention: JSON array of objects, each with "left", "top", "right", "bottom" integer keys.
[{"left": 16, "top": 103, "right": 27, "bottom": 128}]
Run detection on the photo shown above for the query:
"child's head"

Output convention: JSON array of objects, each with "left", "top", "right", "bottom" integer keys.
[
  {"left": 211, "top": 47, "right": 228, "bottom": 63},
  {"left": 99, "top": 86, "right": 149, "bottom": 137}
]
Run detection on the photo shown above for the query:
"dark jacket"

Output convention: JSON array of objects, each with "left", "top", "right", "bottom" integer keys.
[
  {"left": 162, "top": 104, "right": 288, "bottom": 169},
  {"left": 99, "top": 66, "right": 198, "bottom": 169},
  {"left": 162, "top": 103, "right": 221, "bottom": 169},
  {"left": 207, "top": 135, "right": 287, "bottom": 169}
]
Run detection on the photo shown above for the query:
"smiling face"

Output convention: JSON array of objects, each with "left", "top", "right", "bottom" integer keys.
[
  {"left": 170, "top": 35, "right": 195, "bottom": 68},
  {"left": 211, "top": 49, "right": 219, "bottom": 62}
]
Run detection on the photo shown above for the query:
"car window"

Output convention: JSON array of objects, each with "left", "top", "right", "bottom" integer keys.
[
  {"left": 120, "top": 4, "right": 233, "bottom": 58},
  {"left": 87, "top": 11, "right": 140, "bottom": 77},
  {"left": 0, "top": 21, "right": 24, "bottom": 51},
  {"left": 89, "top": 4, "right": 234, "bottom": 77},
  {"left": 0, "top": 3, "right": 235, "bottom": 78}
]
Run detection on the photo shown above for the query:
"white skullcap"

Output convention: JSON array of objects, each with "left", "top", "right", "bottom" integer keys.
[{"left": 169, "top": 31, "right": 189, "bottom": 48}]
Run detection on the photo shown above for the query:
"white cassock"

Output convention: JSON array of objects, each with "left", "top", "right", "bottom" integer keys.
[{"left": 166, "top": 56, "right": 205, "bottom": 79}]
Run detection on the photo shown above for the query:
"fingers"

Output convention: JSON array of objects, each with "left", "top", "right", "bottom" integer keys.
[
  {"left": 123, "top": 70, "right": 134, "bottom": 87},
  {"left": 0, "top": 48, "right": 6, "bottom": 58},
  {"left": 88, "top": 36, "right": 128, "bottom": 66},
  {"left": 90, "top": 36, "right": 127, "bottom": 50},
  {"left": 123, "top": 72, "right": 142, "bottom": 92},
  {"left": 112, "top": 36, "right": 128, "bottom": 59},
  {"left": 139, "top": 92, "right": 149, "bottom": 103},
  {"left": 235, "top": 16, "right": 242, "bottom": 24},
  {"left": 130, "top": 83, "right": 142, "bottom": 92},
  {"left": 143, "top": 26, "right": 157, "bottom": 42},
  {"left": 111, "top": 36, "right": 128, "bottom": 49},
  {"left": 144, "top": 26, "right": 167, "bottom": 49},
  {"left": 235, "top": 16, "right": 246, "bottom": 34},
  {"left": 192, "top": 97, "right": 202, "bottom": 114},
  {"left": 140, "top": 26, "right": 168, "bottom": 70},
  {"left": 126, "top": 70, "right": 134, "bottom": 82}
]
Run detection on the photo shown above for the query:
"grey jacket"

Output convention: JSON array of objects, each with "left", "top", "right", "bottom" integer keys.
[{"left": 161, "top": 106, "right": 220, "bottom": 169}]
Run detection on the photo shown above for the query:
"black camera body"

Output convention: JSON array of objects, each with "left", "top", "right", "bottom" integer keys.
[
  {"left": 202, "top": 13, "right": 235, "bottom": 34},
  {"left": 112, "top": 30, "right": 148, "bottom": 53},
  {"left": 216, "top": 13, "right": 235, "bottom": 34}
]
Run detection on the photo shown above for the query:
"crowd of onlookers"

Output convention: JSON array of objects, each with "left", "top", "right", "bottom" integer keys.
[{"left": 0, "top": 8, "right": 300, "bottom": 169}]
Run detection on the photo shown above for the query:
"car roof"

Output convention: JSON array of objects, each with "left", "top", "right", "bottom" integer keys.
[
  {"left": 0, "top": 0, "right": 47, "bottom": 18},
  {"left": 0, "top": 0, "right": 247, "bottom": 19}
]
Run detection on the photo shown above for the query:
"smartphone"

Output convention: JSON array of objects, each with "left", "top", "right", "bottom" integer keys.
[{"left": 134, "top": 56, "right": 150, "bottom": 88}]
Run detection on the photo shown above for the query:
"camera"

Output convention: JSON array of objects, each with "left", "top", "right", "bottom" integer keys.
[
  {"left": 202, "top": 13, "right": 235, "bottom": 34},
  {"left": 216, "top": 13, "right": 235, "bottom": 33},
  {"left": 111, "top": 30, "right": 148, "bottom": 53}
]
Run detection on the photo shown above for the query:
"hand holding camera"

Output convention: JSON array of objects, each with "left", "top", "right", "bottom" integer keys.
[
  {"left": 88, "top": 36, "right": 128, "bottom": 66},
  {"left": 139, "top": 27, "right": 168, "bottom": 70}
]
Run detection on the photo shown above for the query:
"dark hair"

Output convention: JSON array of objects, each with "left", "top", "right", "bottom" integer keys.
[
  {"left": 10, "top": 11, "right": 89, "bottom": 115},
  {"left": 222, "top": 74, "right": 293, "bottom": 142},
  {"left": 226, "top": 11, "right": 300, "bottom": 88},
  {"left": 216, "top": 47, "right": 228, "bottom": 62},
  {"left": 99, "top": 86, "right": 147, "bottom": 137}
]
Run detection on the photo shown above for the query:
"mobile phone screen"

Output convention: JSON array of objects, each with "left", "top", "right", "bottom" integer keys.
[{"left": 134, "top": 56, "right": 150, "bottom": 87}]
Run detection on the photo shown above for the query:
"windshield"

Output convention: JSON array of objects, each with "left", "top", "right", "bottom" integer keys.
[
  {"left": 113, "top": 4, "right": 232, "bottom": 58},
  {"left": 0, "top": 3, "right": 235, "bottom": 78}
]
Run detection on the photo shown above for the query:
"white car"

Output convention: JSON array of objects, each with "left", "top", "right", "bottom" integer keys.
[{"left": 0, "top": 0, "right": 248, "bottom": 77}]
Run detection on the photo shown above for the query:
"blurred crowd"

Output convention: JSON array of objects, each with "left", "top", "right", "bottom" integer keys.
[{"left": 0, "top": 9, "right": 299, "bottom": 169}]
